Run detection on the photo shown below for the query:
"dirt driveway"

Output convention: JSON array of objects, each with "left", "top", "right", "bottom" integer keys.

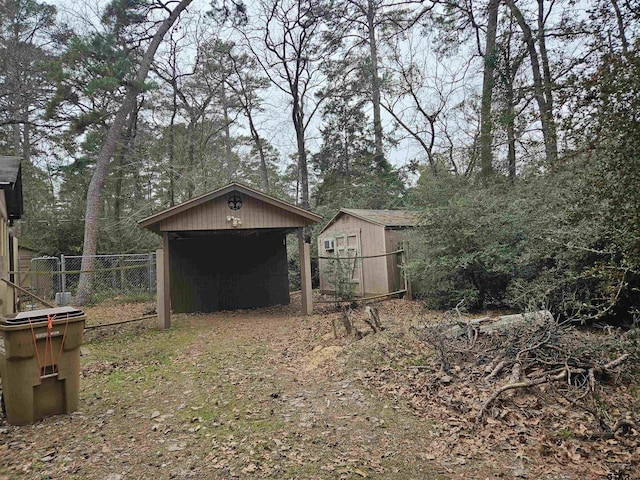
[
  {"left": 3, "top": 300, "right": 637, "bottom": 479},
  {"left": 0, "top": 302, "right": 445, "bottom": 479}
]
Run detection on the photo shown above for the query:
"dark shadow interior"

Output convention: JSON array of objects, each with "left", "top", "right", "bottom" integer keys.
[{"left": 169, "top": 230, "right": 289, "bottom": 313}]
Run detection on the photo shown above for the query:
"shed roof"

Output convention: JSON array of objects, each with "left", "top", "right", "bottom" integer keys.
[
  {"left": 139, "top": 182, "right": 323, "bottom": 233},
  {"left": 320, "top": 208, "right": 421, "bottom": 234},
  {"left": 0, "top": 156, "right": 23, "bottom": 221},
  {"left": 0, "top": 156, "right": 21, "bottom": 187}
]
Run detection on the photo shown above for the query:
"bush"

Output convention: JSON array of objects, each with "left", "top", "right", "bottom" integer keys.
[
  {"left": 406, "top": 160, "right": 638, "bottom": 322},
  {"left": 407, "top": 175, "right": 525, "bottom": 310}
]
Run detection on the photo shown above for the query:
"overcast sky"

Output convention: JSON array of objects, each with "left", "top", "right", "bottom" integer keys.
[{"left": 42, "top": 0, "right": 448, "bottom": 178}]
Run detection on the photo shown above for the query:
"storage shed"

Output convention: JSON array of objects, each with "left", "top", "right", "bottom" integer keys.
[
  {"left": 139, "top": 183, "right": 322, "bottom": 328},
  {"left": 318, "top": 209, "right": 420, "bottom": 298}
]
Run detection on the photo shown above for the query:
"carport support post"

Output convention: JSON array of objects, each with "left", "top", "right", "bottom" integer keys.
[
  {"left": 157, "top": 233, "right": 171, "bottom": 329},
  {"left": 298, "top": 229, "right": 313, "bottom": 315}
]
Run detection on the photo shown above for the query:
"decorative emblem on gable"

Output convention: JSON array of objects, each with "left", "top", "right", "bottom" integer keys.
[{"left": 227, "top": 194, "right": 243, "bottom": 210}]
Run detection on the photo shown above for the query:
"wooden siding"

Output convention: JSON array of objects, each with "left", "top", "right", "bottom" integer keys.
[
  {"left": 159, "top": 193, "right": 311, "bottom": 232},
  {"left": 169, "top": 232, "right": 289, "bottom": 313},
  {"left": 318, "top": 215, "right": 389, "bottom": 296},
  {"left": 17, "top": 247, "right": 37, "bottom": 290},
  {"left": 0, "top": 190, "right": 6, "bottom": 222},
  {"left": 0, "top": 191, "right": 9, "bottom": 314}
]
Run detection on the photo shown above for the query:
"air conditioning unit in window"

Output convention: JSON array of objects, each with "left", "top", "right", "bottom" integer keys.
[{"left": 323, "top": 239, "right": 335, "bottom": 251}]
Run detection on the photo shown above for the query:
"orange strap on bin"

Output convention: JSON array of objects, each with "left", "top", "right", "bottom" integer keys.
[
  {"left": 28, "top": 314, "right": 62, "bottom": 377},
  {"left": 55, "top": 314, "right": 71, "bottom": 374},
  {"left": 28, "top": 317, "right": 43, "bottom": 373},
  {"left": 46, "top": 315, "right": 56, "bottom": 375}
]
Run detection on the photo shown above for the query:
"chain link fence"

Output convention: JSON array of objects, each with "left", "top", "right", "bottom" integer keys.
[{"left": 20, "top": 253, "right": 156, "bottom": 308}]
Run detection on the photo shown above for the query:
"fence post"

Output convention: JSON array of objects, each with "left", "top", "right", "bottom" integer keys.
[
  {"left": 148, "top": 252, "right": 153, "bottom": 294},
  {"left": 401, "top": 240, "right": 412, "bottom": 301},
  {"left": 61, "top": 254, "right": 66, "bottom": 295}
]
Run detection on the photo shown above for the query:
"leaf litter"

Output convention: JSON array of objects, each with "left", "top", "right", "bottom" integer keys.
[{"left": 0, "top": 299, "right": 637, "bottom": 479}]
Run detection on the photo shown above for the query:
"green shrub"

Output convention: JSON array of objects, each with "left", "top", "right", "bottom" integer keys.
[{"left": 406, "top": 159, "right": 639, "bottom": 322}]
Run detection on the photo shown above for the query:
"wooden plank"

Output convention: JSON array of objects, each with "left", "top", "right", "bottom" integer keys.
[
  {"left": 361, "top": 222, "right": 387, "bottom": 295},
  {"left": 299, "top": 229, "right": 313, "bottom": 315},
  {"left": 11, "top": 234, "right": 18, "bottom": 311},
  {"left": 315, "top": 290, "right": 407, "bottom": 304},
  {"left": 84, "top": 314, "right": 157, "bottom": 330},
  {"left": 384, "top": 230, "right": 400, "bottom": 292},
  {"left": 157, "top": 240, "right": 171, "bottom": 329},
  {"left": 0, "top": 190, "right": 7, "bottom": 222},
  {"left": 0, "top": 277, "right": 55, "bottom": 308},
  {"left": 159, "top": 194, "right": 313, "bottom": 231}
]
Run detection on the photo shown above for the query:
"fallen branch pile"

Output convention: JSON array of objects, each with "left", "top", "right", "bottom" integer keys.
[
  {"left": 333, "top": 306, "right": 385, "bottom": 339},
  {"left": 422, "top": 312, "right": 638, "bottom": 431},
  {"left": 357, "top": 306, "right": 640, "bottom": 477}
]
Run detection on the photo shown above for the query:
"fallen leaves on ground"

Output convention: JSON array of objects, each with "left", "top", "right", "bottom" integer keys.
[{"left": 0, "top": 298, "right": 637, "bottom": 479}]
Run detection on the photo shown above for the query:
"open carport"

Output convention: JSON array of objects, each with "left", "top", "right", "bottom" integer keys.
[{"left": 139, "top": 183, "right": 322, "bottom": 328}]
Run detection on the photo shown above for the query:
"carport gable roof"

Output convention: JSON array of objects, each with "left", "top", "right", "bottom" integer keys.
[
  {"left": 319, "top": 208, "right": 421, "bottom": 234},
  {"left": 139, "top": 182, "right": 323, "bottom": 233}
]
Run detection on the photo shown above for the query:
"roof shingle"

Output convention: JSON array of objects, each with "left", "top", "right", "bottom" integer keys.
[{"left": 320, "top": 208, "right": 421, "bottom": 233}]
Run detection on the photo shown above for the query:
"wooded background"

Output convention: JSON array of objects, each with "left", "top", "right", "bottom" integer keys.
[{"left": 0, "top": 0, "right": 638, "bottom": 319}]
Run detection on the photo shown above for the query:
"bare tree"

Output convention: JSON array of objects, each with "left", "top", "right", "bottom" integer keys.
[
  {"left": 478, "top": 0, "right": 499, "bottom": 178},
  {"left": 153, "top": 10, "right": 260, "bottom": 201},
  {"left": 493, "top": 11, "right": 528, "bottom": 181},
  {"left": 222, "top": 45, "right": 271, "bottom": 191},
  {"left": 241, "top": 0, "right": 328, "bottom": 208},
  {"left": 505, "top": 0, "right": 558, "bottom": 164},
  {"left": 76, "top": 0, "right": 194, "bottom": 304},
  {"left": 153, "top": 24, "right": 190, "bottom": 206},
  {"left": 383, "top": 34, "right": 463, "bottom": 175},
  {"left": 328, "top": 0, "right": 427, "bottom": 167}
]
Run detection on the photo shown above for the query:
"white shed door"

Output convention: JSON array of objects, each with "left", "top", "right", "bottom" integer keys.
[{"left": 335, "top": 231, "right": 363, "bottom": 296}]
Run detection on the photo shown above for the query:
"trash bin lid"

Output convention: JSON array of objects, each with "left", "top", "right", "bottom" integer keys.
[{"left": 1, "top": 306, "right": 85, "bottom": 325}]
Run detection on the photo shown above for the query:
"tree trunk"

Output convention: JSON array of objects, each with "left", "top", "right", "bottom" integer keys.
[
  {"left": 343, "top": 108, "right": 350, "bottom": 174},
  {"left": 113, "top": 145, "right": 124, "bottom": 225},
  {"left": 479, "top": 0, "right": 499, "bottom": 179},
  {"left": 221, "top": 84, "right": 235, "bottom": 180},
  {"left": 366, "top": 0, "right": 384, "bottom": 166},
  {"left": 611, "top": 0, "right": 628, "bottom": 55},
  {"left": 536, "top": 0, "right": 558, "bottom": 163},
  {"left": 113, "top": 103, "right": 139, "bottom": 230},
  {"left": 506, "top": 0, "right": 557, "bottom": 164},
  {"left": 231, "top": 58, "right": 269, "bottom": 191},
  {"left": 75, "top": 0, "right": 194, "bottom": 305},
  {"left": 168, "top": 80, "right": 178, "bottom": 206},
  {"left": 247, "top": 113, "right": 269, "bottom": 191},
  {"left": 293, "top": 97, "right": 309, "bottom": 208},
  {"left": 185, "top": 116, "right": 197, "bottom": 198},
  {"left": 506, "top": 80, "right": 516, "bottom": 181},
  {"left": 22, "top": 116, "right": 30, "bottom": 163},
  {"left": 502, "top": 17, "right": 523, "bottom": 182}
]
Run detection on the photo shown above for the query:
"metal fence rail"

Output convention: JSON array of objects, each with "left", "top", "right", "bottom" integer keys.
[{"left": 20, "top": 253, "right": 156, "bottom": 307}]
